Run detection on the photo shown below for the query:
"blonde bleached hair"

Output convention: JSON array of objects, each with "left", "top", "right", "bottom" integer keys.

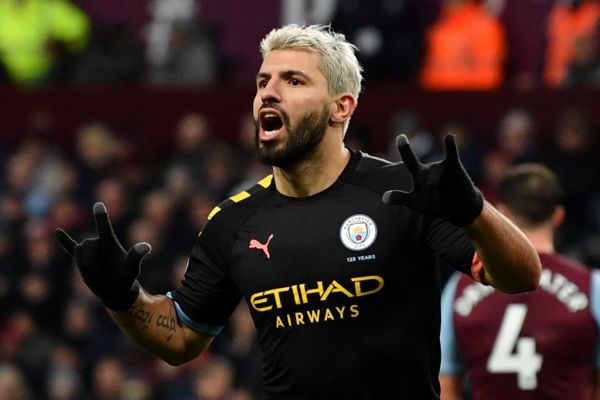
[{"left": 260, "top": 24, "right": 363, "bottom": 101}]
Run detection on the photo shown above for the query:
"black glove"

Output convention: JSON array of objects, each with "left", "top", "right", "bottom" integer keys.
[
  {"left": 55, "top": 202, "right": 151, "bottom": 310},
  {"left": 383, "top": 134, "right": 483, "bottom": 226}
]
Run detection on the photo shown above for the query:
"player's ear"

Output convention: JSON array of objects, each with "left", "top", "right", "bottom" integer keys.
[{"left": 330, "top": 92, "right": 357, "bottom": 125}]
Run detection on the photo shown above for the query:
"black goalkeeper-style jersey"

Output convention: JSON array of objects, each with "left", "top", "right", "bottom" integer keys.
[{"left": 171, "top": 149, "right": 476, "bottom": 399}]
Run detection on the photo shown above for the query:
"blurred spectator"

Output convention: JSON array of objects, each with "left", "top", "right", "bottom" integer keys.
[
  {"left": 331, "top": 0, "right": 426, "bottom": 83},
  {"left": 0, "top": 193, "right": 25, "bottom": 231},
  {"left": 495, "top": 108, "right": 538, "bottom": 162},
  {"left": 90, "top": 357, "right": 127, "bottom": 400},
  {"left": 121, "top": 377, "right": 151, "bottom": 400},
  {"left": 0, "top": 363, "right": 31, "bottom": 400},
  {"left": 541, "top": 108, "right": 600, "bottom": 251},
  {"left": 178, "top": 192, "right": 219, "bottom": 242},
  {"left": 73, "top": 121, "right": 129, "bottom": 202},
  {"left": 191, "top": 356, "right": 237, "bottom": 400},
  {"left": 72, "top": 23, "right": 145, "bottom": 85},
  {"left": 544, "top": 0, "right": 600, "bottom": 87},
  {"left": 384, "top": 110, "right": 442, "bottom": 163},
  {"left": 0, "top": 0, "right": 89, "bottom": 87},
  {"left": 0, "top": 230, "right": 13, "bottom": 319},
  {"left": 202, "top": 145, "right": 238, "bottom": 201},
  {"left": 147, "top": 20, "right": 220, "bottom": 87},
  {"left": 0, "top": 135, "right": 71, "bottom": 219},
  {"left": 420, "top": 0, "right": 507, "bottom": 90},
  {"left": 162, "top": 113, "right": 215, "bottom": 186},
  {"left": 144, "top": 0, "right": 199, "bottom": 71},
  {"left": 47, "top": 196, "right": 87, "bottom": 240},
  {"left": 142, "top": 0, "right": 230, "bottom": 85},
  {"left": 0, "top": 196, "right": 27, "bottom": 321},
  {"left": 0, "top": 310, "right": 54, "bottom": 397},
  {"left": 22, "top": 142, "right": 69, "bottom": 219},
  {"left": 130, "top": 190, "right": 179, "bottom": 294},
  {"left": 439, "top": 117, "right": 485, "bottom": 185},
  {"left": 481, "top": 108, "right": 538, "bottom": 200},
  {"left": 281, "top": 0, "right": 337, "bottom": 25},
  {"left": 228, "top": 113, "right": 270, "bottom": 196},
  {"left": 159, "top": 112, "right": 237, "bottom": 201},
  {"left": 499, "top": 0, "right": 555, "bottom": 90},
  {"left": 59, "top": 298, "right": 118, "bottom": 369},
  {"left": 5, "top": 142, "right": 42, "bottom": 199},
  {"left": 95, "top": 177, "right": 133, "bottom": 240},
  {"left": 18, "top": 219, "right": 71, "bottom": 332},
  {"left": 563, "top": 31, "right": 600, "bottom": 86},
  {"left": 45, "top": 343, "right": 83, "bottom": 400},
  {"left": 150, "top": 356, "right": 205, "bottom": 400}
]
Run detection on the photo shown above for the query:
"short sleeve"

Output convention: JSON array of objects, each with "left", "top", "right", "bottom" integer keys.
[
  {"left": 591, "top": 269, "right": 600, "bottom": 369},
  {"left": 169, "top": 219, "right": 242, "bottom": 336},
  {"left": 440, "top": 273, "right": 464, "bottom": 375}
]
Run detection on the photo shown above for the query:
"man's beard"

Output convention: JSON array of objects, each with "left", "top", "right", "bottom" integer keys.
[{"left": 254, "top": 105, "right": 329, "bottom": 169}]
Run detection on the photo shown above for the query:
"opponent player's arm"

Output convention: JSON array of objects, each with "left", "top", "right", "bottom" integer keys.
[
  {"left": 107, "top": 289, "right": 213, "bottom": 365},
  {"left": 439, "top": 274, "right": 465, "bottom": 400},
  {"left": 439, "top": 375, "right": 463, "bottom": 400},
  {"left": 463, "top": 201, "right": 540, "bottom": 293},
  {"left": 592, "top": 270, "right": 600, "bottom": 399}
]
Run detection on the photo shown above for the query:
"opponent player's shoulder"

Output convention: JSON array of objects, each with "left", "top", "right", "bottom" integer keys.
[
  {"left": 203, "top": 175, "right": 275, "bottom": 236},
  {"left": 344, "top": 150, "right": 412, "bottom": 194}
]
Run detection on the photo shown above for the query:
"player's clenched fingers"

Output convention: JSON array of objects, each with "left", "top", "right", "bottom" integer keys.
[
  {"left": 443, "top": 134, "right": 460, "bottom": 163},
  {"left": 93, "top": 202, "right": 115, "bottom": 239},
  {"left": 396, "top": 134, "right": 421, "bottom": 177},
  {"left": 55, "top": 228, "right": 79, "bottom": 256}
]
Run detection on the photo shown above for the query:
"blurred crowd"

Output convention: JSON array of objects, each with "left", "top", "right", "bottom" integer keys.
[
  {"left": 1, "top": 0, "right": 600, "bottom": 399},
  {"left": 2, "top": 0, "right": 600, "bottom": 89}
]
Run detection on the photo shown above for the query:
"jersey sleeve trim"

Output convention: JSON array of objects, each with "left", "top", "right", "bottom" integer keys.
[
  {"left": 207, "top": 174, "right": 274, "bottom": 221},
  {"left": 166, "top": 292, "right": 224, "bottom": 336},
  {"left": 440, "top": 273, "right": 465, "bottom": 376},
  {"left": 591, "top": 270, "right": 600, "bottom": 369}
]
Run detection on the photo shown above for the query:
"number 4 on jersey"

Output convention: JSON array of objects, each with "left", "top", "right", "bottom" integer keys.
[{"left": 486, "top": 304, "right": 543, "bottom": 390}]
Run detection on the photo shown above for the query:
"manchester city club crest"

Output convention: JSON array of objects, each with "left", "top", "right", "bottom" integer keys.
[{"left": 340, "top": 214, "right": 377, "bottom": 251}]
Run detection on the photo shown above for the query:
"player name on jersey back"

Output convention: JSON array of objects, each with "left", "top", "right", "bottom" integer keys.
[{"left": 455, "top": 268, "right": 589, "bottom": 316}]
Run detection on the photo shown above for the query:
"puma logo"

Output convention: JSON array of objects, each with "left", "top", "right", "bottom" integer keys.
[{"left": 249, "top": 234, "right": 274, "bottom": 259}]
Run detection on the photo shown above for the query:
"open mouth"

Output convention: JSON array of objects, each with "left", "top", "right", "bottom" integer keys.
[{"left": 260, "top": 111, "right": 284, "bottom": 137}]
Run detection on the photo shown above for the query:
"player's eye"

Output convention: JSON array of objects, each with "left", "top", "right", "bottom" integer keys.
[
  {"left": 257, "top": 79, "right": 268, "bottom": 88},
  {"left": 289, "top": 78, "right": 302, "bottom": 86}
]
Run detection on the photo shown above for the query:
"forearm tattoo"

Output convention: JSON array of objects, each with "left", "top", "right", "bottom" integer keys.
[
  {"left": 128, "top": 301, "right": 177, "bottom": 342},
  {"left": 156, "top": 303, "right": 177, "bottom": 342},
  {"left": 129, "top": 302, "right": 153, "bottom": 329}
]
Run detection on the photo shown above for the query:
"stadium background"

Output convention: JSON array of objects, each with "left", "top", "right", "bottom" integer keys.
[{"left": 1, "top": 0, "right": 600, "bottom": 399}]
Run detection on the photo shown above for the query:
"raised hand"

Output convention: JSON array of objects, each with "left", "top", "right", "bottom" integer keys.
[
  {"left": 55, "top": 202, "right": 151, "bottom": 310},
  {"left": 383, "top": 134, "right": 483, "bottom": 226}
]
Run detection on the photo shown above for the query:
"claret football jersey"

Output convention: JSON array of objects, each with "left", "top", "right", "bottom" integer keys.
[
  {"left": 440, "top": 252, "right": 600, "bottom": 400},
  {"left": 171, "top": 149, "right": 476, "bottom": 399}
]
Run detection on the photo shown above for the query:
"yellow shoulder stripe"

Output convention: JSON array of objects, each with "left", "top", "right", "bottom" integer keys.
[
  {"left": 230, "top": 191, "right": 250, "bottom": 203},
  {"left": 207, "top": 206, "right": 221, "bottom": 220},
  {"left": 258, "top": 174, "right": 273, "bottom": 188},
  {"left": 206, "top": 175, "right": 273, "bottom": 221}
]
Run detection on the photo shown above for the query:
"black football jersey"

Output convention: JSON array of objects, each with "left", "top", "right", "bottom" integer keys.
[{"left": 171, "top": 149, "right": 475, "bottom": 399}]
